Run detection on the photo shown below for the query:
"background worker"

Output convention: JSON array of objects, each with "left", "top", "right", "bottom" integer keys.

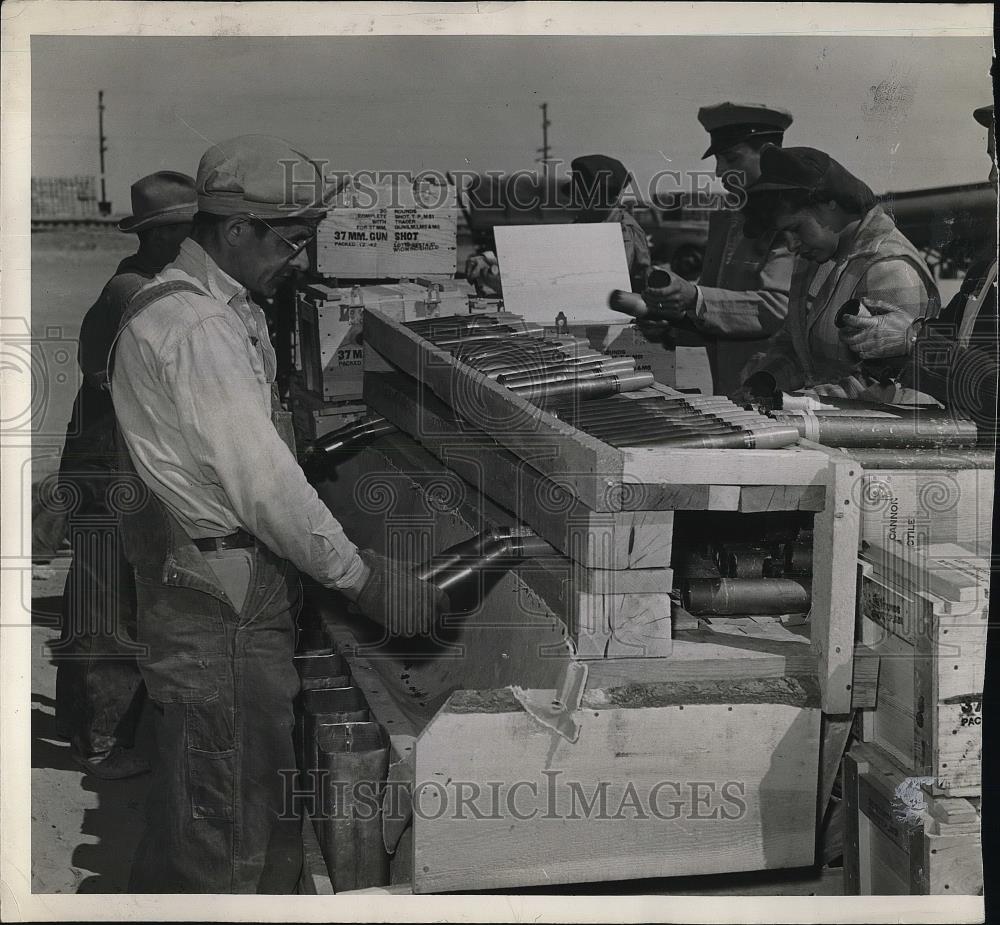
[
  {"left": 735, "top": 144, "right": 940, "bottom": 400},
  {"left": 568, "top": 154, "right": 651, "bottom": 292},
  {"left": 866, "top": 103, "right": 997, "bottom": 440},
  {"left": 639, "top": 102, "right": 796, "bottom": 396},
  {"left": 53, "top": 171, "right": 197, "bottom": 779},
  {"left": 464, "top": 153, "right": 650, "bottom": 295},
  {"left": 110, "top": 135, "right": 448, "bottom": 893}
]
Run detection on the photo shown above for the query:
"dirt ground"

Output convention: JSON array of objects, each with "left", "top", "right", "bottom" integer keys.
[{"left": 29, "top": 556, "right": 153, "bottom": 893}]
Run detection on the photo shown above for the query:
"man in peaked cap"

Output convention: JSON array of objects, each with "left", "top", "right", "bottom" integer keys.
[
  {"left": 110, "top": 135, "right": 448, "bottom": 892},
  {"left": 640, "top": 102, "right": 797, "bottom": 395},
  {"left": 54, "top": 171, "right": 197, "bottom": 781}
]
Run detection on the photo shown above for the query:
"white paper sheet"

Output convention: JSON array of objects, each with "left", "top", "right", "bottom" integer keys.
[{"left": 493, "top": 223, "right": 632, "bottom": 325}]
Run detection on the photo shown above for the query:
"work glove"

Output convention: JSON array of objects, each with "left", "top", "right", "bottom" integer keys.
[
  {"left": 838, "top": 300, "right": 919, "bottom": 359},
  {"left": 464, "top": 251, "right": 502, "bottom": 296},
  {"left": 353, "top": 548, "right": 450, "bottom": 637}
]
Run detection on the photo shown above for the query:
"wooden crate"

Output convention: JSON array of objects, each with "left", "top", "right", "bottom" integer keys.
[
  {"left": 844, "top": 741, "right": 982, "bottom": 895},
  {"left": 412, "top": 678, "right": 821, "bottom": 893},
  {"left": 362, "top": 308, "right": 863, "bottom": 711},
  {"left": 857, "top": 468, "right": 993, "bottom": 557},
  {"left": 858, "top": 542, "right": 988, "bottom": 797}
]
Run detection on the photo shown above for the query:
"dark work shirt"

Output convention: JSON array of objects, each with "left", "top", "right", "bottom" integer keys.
[{"left": 58, "top": 253, "right": 162, "bottom": 477}]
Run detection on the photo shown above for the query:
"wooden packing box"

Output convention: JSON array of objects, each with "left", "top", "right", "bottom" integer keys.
[
  {"left": 361, "top": 308, "right": 864, "bottom": 713},
  {"left": 296, "top": 283, "right": 473, "bottom": 402},
  {"left": 314, "top": 177, "right": 458, "bottom": 279},
  {"left": 857, "top": 468, "right": 993, "bottom": 558},
  {"left": 858, "top": 541, "right": 988, "bottom": 797},
  {"left": 844, "top": 741, "right": 982, "bottom": 895},
  {"left": 309, "top": 433, "right": 825, "bottom": 893}
]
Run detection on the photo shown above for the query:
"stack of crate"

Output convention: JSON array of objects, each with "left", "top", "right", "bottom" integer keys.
[
  {"left": 31, "top": 176, "right": 99, "bottom": 219},
  {"left": 293, "top": 280, "right": 473, "bottom": 440},
  {"left": 845, "top": 539, "right": 987, "bottom": 895}
]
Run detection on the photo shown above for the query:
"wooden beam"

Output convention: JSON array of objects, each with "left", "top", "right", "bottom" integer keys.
[
  {"left": 810, "top": 457, "right": 861, "bottom": 714},
  {"left": 817, "top": 713, "right": 854, "bottom": 825},
  {"left": 621, "top": 445, "right": 832, "bottom": 488}
]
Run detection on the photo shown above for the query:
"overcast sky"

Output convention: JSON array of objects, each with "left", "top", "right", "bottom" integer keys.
[{"left": 31, "top": 35, "right": 994, "bottom": 213}]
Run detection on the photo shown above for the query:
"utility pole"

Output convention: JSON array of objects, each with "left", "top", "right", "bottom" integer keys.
[
  {"left": 97, "top": 90, "right": 111, "bottom": 215},
  {"left": 536, "top": 102, "right": 551, "bottom": 178}
]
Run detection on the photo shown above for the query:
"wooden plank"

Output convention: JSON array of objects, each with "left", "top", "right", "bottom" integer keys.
[
  {"left": 364, "top": 370, "right": 675, "bottom": 568},
  {"left": 740, "top": 484, "right": 827, "bottom": 513},
  {"left": 843, "top": 744, "right": 867, "bottom": 895},
  {"left": 412, "top": 680, "right": 821, "bottom": 893},
  {"left": 811, "top": 458, "right": 861, "bottom": 714},
  {"left": 517, "top": 559, "right": 674, "bottom": 658},
  {"left": 584, "top": 631, "right": 818, "bottom": 689},
  {"left": 818, "top": 714, "right": 854, "bottom": 825},
  {"left": 621, "top": 445, "right": 832, "bottom": 488},
  {"left": 363, "top": 309, "right": 624, "bottom": 511}
]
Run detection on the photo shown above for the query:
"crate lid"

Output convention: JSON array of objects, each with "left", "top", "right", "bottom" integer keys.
[{"left": 860, "top": 540, "right": 989, "bottom": 604}]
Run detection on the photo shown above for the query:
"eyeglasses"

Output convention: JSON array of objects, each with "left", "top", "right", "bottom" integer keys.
[{"left": 245, "top": 212, "right": 315, "bottom": 256}]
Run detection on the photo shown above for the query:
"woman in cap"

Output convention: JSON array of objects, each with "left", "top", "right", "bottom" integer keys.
[{"left": 735, "top": 145, "right": 940, "bottom": 400}]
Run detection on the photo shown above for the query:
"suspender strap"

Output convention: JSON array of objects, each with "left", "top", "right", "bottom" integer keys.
[{"left": 107, "top": 280, "right": 209, "bottom": 383}]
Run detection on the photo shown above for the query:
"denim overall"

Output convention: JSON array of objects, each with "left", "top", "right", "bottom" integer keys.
[{"left": 110, "top": 281, "right": 304, "bottom": 893}]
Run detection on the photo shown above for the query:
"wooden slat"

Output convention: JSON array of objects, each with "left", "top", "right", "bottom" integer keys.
[
  {"left": 811, "top": 458, "right": 861, "bottom": 714},
  {"left": 363, "top": 308, "right": 624, "bottom": 511},
  {"left": 621, "top": 445, "right": 832, "bottom": 488}
]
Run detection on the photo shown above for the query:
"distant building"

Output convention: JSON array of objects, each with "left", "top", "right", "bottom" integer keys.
[{"left": 31, "top": 175, "right": 100, "bottom": 219}]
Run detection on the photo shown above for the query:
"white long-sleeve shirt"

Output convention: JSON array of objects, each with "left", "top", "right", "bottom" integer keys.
[{"left": 111, "top": 238, "right": 367, "bottom": 592}]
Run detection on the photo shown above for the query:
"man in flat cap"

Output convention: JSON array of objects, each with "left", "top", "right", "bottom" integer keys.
[
  {"left": 110, "top": 135, "right": 448, "bottom": 892},
  {"left": 640, "top": 102, "right": 796, "bottom": 395},
  {"left": 53, "top": 171, "right": 197, "bottom": 780}
]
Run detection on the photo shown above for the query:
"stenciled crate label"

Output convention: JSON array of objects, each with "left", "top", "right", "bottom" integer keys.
[{"left": 316, "top": 179, "right": 457, "bottom": 278}]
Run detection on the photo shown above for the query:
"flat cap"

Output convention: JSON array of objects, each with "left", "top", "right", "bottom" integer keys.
[
  {"left": 974, "top": 104, "right": 994, "bottom": 128},
  {"left": 196, "top": 134, "right": 329, "bottom": 220},
  {"left": 697, "top": 102, "right": 793, "bottom": 159},
  {"left": 570, "top": 154, "right": 630, "bottom": 205}
]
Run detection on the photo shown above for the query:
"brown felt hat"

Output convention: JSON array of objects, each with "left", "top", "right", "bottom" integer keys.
[{"left": 117, "top": 171, "right": 197, "bottom": 233}]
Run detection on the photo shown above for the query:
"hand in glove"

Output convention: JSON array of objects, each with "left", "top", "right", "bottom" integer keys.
[
  {"left": 353, "top": 549, "right": 450, "bottom": 637},
  {"left": 464, "top": 251, "right": 502, "bottom": 296},
  {"left": 839, "top": 300, "right": 919, "bottom": 359}
]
